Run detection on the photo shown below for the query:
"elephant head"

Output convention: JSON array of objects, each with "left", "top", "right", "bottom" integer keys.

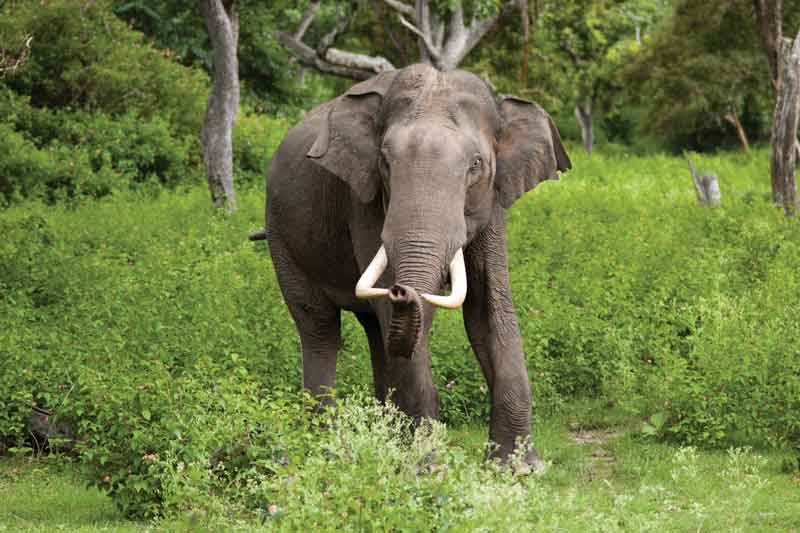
[{"left": 308, "top": 64, "right": 570, "bottom": 360}]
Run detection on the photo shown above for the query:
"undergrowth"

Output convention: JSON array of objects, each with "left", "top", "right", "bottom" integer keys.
[{"left": 2, "top": 149, "right": 800, "bottom": 517}]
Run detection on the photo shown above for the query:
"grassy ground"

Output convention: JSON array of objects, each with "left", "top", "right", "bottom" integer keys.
[
  {"left": 2, "top": 404, "right": 798, "bottom": 532},
  {"left": 2, "top": 147, "right": 800, "bottom": 528}
]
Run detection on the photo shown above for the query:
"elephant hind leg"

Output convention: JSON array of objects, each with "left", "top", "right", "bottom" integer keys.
[
  {"left": 269, "top": 237, "right": 341, "bottom": 403},
  {"left": 355, "top": 312, "right": 388, "bottom": 403}
]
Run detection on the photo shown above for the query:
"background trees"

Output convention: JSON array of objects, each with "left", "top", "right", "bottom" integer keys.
[{"left": 0, "top": 0, "right": 798, "bottom": 205}]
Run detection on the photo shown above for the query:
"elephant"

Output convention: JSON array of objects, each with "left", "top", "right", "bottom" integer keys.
[{"left": 262, "top": 63, "right": 570, "bottom": 465}]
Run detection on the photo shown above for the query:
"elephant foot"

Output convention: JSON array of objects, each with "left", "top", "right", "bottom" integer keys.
[
  {"left": 487, "top": 439, "right": 546, "bottom": 475},
  {"left": 512, "top": 448, "right": 547, "bottom": 476}
]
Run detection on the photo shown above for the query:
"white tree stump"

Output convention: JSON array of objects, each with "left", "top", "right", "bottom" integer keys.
[{"left": 687, "top": 158, "right": 720, "bottom": 207}]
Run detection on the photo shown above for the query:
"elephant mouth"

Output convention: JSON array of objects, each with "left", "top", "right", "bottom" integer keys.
[{"left": 354, "top": 245, "right": 467, "bottom": 309}]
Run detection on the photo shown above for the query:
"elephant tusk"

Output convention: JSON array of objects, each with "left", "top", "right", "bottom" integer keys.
[
  {"left": 355, "top": 245, "right": 390, "bottom": 299},
  {"left": 421, "top": 248, "right": 467, "bottom": 309}
]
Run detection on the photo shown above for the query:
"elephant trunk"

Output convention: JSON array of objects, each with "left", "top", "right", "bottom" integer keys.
[
  {"left": 385, "top": 284, "right": 423, "bottom": 359},
  {"left": 355, "top": 245, "right": 467, "bottom": 309},
  {"left": 383, "top": 239, "right": 442, "bottom": 360},
  {"left": 354, "top": 239, "right": 466, "bottom": 359}
]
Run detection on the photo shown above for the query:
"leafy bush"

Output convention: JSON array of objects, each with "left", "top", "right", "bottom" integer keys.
[
  {"left": 0, "top": 121, "right": 120, "bottom": 203},
  {"left": 0, "top": 90, "right": 201, "bottom": 202},
  {"left": 0, "top": 0, "right": 208, "bottom": 135},
  {"left": 232, "top": 110, "right": 292, "bottom": 185},
  {"left": 0, "top": 0, "right": 218, "bottom": 202},
  {"left": 2, "top": 150, "right": 800, "bottom": 518}
]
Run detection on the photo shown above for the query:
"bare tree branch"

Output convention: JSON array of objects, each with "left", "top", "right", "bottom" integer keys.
[
  {"left": 405, "top": 0, "right": 516, "bottom": 70},
  {"left": 276, "top": 31, "right": 393, "bottom": 80},
  {"left": 279, "top": 0, "right": 513, "bottom": 78},
  {"left": 278, "top": 1, "right": 396, "bottom": 81},
  {"left": 326, "top": 48, "right": 395, "bottom": 73},
  {"left": 415, "top": 0, "right": 435, "bottom": 63},
  {"left": 0, "top": 34, "right": 32, "bottom": 77},
  {"left": 294, "top": 0, "right": 321, "bottom": 40},
  {"left": 383, "top": 0, "right": 415, "bottom": 17},
  {"left": 398, "top": 13, "right": 440, "bottom": 60},
  {"left": 316, "top": 3, "right": 356, "bottom": 55},
  {"left": 381, "top": 2, "right": 410, "bottom": 63}
]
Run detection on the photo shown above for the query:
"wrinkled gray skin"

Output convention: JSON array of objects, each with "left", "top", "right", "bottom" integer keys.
[{"left": 265, "top": 64, "right": 570, "bottom": 464}]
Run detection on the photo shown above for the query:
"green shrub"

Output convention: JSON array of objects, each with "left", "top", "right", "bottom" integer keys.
[
  {"left": 0, "top": 0, "right": 208, "bottom": 136},
  {"left": 0, "top": 121, "right": 122, "bottom": 203},
  {"left": 2, "top": 149, "right": 800, "bottom": 518},
  {"left": 0, "top": 94, "right": 200, "bottom": 202},
  {"left": 232, "top": 111, "right": 291, "bottom": 185},
  {"left": 0, "top": 0, "right": 213, "bottom": 203}
]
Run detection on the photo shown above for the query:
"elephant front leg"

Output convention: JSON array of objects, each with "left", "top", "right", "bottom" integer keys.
[{"left": 463, "top": 208, "right": 540, "bottom": 467}]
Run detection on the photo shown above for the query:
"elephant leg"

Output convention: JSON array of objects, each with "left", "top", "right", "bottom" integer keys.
[
  {"left": 269, "top": 237, "right": 341, "bottom": 403},
  {"left": 295, "top": 304, "right": 341, "bottom": 403},
  {"left": 462, "top": 206, "right": 539, "bottom": 465},
  {"left": 355, "top": 312, "right": 389, "bottom": 403}
]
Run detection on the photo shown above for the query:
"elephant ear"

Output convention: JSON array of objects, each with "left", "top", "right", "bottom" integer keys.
[
  {"left": 494, "top": 96, "right": 571, "bottom": 209},
  {"left": 307, "top": 71, "right": 397, "bottom": 203}
]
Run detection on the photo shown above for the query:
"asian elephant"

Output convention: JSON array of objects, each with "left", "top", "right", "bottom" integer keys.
[{"left": 262, "top": 63, "right": 570, "bottom": 465}]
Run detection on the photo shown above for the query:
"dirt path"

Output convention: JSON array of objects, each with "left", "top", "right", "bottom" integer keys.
[{"left": 568, "top": 426, "right": 621, "bottom": 481}]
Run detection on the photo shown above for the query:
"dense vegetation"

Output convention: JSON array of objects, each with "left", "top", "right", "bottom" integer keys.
[
  {"left": 2, "top": 0, "right": 800, "bottom": 525},
  {"left": 3, "top": 148, "right": 800, "bottom": 519}
]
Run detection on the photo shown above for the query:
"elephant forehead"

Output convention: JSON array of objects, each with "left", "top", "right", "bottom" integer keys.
[
  {"left": 383, "top": 67, "right": 497, "bottom": 131},
  {"left": 390, "top": 63, "right": 441, "bottom": 92}
]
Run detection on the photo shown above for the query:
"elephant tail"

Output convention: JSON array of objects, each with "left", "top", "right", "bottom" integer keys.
[{"left": 248, "top": 229, "right": 267, "bottom": 242}]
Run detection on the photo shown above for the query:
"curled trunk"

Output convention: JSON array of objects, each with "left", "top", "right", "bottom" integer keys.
[{"left": 386, "top": 284, "right": 424, "bottom": 359}]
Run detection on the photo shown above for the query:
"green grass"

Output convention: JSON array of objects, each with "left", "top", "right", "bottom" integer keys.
[
  {"left": 0, "top": 458, "right": 140, "bottom": 532},
  {"left": 2, "top": 406, "right": 799, "bottom": 532},
  {"left": 2, "top": 147, "right": 800, "bottom": 522}
]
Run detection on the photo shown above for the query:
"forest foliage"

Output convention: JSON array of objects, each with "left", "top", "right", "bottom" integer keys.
[
  {"left": 2, "top": 150, "right": 800, "bottom": 517},
  {"left": 1, "top": 0, "right": 800, "bottom": 520},
  {"left": 1, "top": 0, "right": 796, "bottom": 203}
]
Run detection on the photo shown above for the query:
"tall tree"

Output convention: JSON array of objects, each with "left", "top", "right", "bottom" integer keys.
[
  {"left": 276, "top": 0, "right": 518, "bottom": 79},
  {"left": 753, "top": 0, "right": 783, "bottom": 90},
  {"left": 771, "top": 32, "right": 800, "bottom": 214},
  {"left": 200, "top": 0, "right": 239, "bottom": 212},
  {"left": 623, "top": 0, "right": 772, "bottom": 151},
  {"left": 534, "top": 0, "right": 665, "bottom": 154}
]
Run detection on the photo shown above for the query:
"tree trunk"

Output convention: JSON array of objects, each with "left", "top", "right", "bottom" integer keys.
[
  {"left": 771, "top": 33, "right": 800, "bottom": 215},
  {"left": 200, "top": 0, "right": 239, "bottom": 213},
  {"left": 519, "top": 0, "right": 529, "bottom": 87},
  {"left": 574, "top": 101, "right": 593, "bottom": 154},
  {"left": 753, "top": 0, "right": 783, "bottom": 91},
  {"left": 724, "top": 113, "right": 751, "bottom": 151}
]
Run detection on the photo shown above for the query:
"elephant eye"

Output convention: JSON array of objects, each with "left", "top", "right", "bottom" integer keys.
[{"left": 469, "top": 156, "right": 483, "bottom": 173}]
